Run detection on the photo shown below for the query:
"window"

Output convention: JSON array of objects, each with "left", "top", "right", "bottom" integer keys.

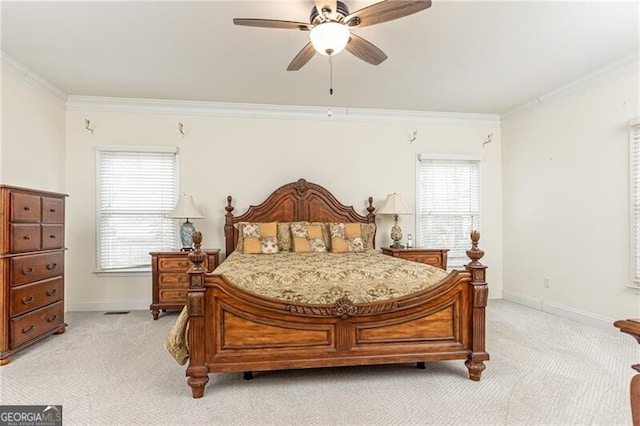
[
  {"left": 416, "top": 155, "right": 481, "bottom": 269},
  {"left": 96, "top": 146, "right": 179, "bottom": 272},
  {"left": 631, "top": 119, "right": 640, "bottom": 287}
]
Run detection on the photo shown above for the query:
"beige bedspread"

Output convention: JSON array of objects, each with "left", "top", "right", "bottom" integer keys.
[
  {"left": 165, "top": 251, "right": 449, "bottom": 364},
  {"left": 216, "top": 251, "right": 448, "bottom": 304}
]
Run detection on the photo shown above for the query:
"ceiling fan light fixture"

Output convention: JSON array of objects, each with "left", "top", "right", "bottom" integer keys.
[{"left": 310, "top": 22, "right": 350, "bottom": 56}]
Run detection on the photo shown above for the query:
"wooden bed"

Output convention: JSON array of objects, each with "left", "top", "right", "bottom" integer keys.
[{"left": 184, "top": 178, "right": 489, "bottom": 398}]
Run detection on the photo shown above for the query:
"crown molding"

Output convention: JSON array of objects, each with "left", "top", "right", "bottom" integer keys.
[
  {"left": 2, "top": 52, "right": 68, "bottom": 106},
  {"left": 501, "top": 51, "right": 640, "bottom": 124},
  {"left": 66, "top": 95, "right": 500, "bottom": 128}
]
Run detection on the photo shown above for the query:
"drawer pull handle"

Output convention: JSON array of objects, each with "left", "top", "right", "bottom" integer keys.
[
  {"left": 21, "top": 266, "right": 35, "bottom": 275},
  {"left": 46, "top": 314, "right": 58, "bottom": 323},
  {"left": 22, "top": 325, "right": 34, "bottom": 334},
  {"left": 178, "top": 262, "right": 189, "bottom": 268},
  {"left": 49, "top": 235, "right": 56, "bottom": 239},
  {"left": 21, "top": 295, "right": 35, "bottom": 305},
  {"left": 23, "top": 235, "right": 31, "bottom": 240},
  {"left": 46, "top": 263, "right": 57, "bottom": 270},
  {"left": 49, "top": 209, "right": 56, "bottom": 213},
  {"left": 23, "top": 206, "right": 31, "bottom": 211},
  {"left": 46, "top": 289, "right": 57, "bottom": 296}
]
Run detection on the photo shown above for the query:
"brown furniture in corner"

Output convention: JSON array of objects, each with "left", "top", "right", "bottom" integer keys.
[
  {"left": 614, "top": 319, "right": 640, "bottom": 426},
  {"left": 150, "top": 249, "right": 220, "bottom": 320},
  {"left": 183, "top": 178, "right": 489, "bottom": 398},
  {"left": 0, "top": 185, "right": 67, "bottom": 365},
  {"left": 381, "top": 247, "right": 449, "bottom": 270}
]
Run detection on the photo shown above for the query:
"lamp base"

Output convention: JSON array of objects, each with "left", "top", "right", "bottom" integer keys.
[
  {"left": 180, "top": 220, "right": 196, "bottom": 251},
  {"left": 389, "top": 222, "right": 404, "bottom": 250},
  {"left": 389, "top": 242, "right": 405, "bottom": 249}
]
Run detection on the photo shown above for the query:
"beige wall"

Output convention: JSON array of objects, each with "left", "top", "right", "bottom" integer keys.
[
  {"left": 502, "top": 72, "right": 640, "bottom": 323},
  {"left": 1, "top": 71, "right": 66, "bottom": 191},
  {"left": 64, "top": 108, "right": 503, "bottom": 310}
]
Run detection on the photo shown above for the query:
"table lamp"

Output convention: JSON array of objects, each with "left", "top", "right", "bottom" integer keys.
[
  {"left": 168, "top": 194, "right": 204, "bottom": 251},
  {"left": 377, "top": 193, "right": 412, "bottom": 248}
]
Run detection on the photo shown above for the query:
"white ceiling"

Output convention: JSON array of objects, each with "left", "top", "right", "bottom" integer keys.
[{"left": 2, "top": 1, "right": 638, "bottom": 114}]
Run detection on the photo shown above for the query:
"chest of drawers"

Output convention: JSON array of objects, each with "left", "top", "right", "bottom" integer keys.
[
  {"left": 150, "top": 249, "right": 220, "bottom": 319},
  {"left": 0, "top": 186, "right": 67, "bottom": 365}
]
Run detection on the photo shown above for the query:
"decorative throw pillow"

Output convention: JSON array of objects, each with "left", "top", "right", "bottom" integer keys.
[
  {"left": 242, "top": 222, "right": 279, "bottom": 254},
  {"left": 361, "top": 223, "right": 376, "bottom": 250},
  {"left": 277, "top": 222, "right": 292, "bottom": 252},
  {"left": 291, "top": 222, "right": 327, "bottom": 253},
  {"left": 330, "top": 223, "right": 365, "bottom": 253}
]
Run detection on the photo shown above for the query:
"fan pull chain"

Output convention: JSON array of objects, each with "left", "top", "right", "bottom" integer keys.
[{"left": 327, "top": 55, "right": 334, "bottom": 117}]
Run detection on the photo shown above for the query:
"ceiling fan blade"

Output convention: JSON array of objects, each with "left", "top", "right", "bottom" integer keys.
[
  {"left": 345, "top": 0, "right": 431, "bottom": 28},
  {"left": 345, "top": 33, "right": 388, "bottom": 65},
  {"left": 287, "top": 42, "right": 317, "bottom": 71},
  {"left": 233, "top": 18, "right": 312, "bottom": 31},
  {"left": 314, "top": 0, "right": 338, "bottom": 20}
]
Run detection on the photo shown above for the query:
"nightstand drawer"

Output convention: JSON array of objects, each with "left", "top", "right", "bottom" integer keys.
[
  {"left": 159, "top": 258, "right": 194, "bottom": 271},
  {"left": 159, "top": 273, "right": 189, "bottom": 287},
  {"left": 401, "top": 253, "right": 443, "bottom": 267},
  {"left": 159, "top": 288, "right": 187, "bottom": 303}
]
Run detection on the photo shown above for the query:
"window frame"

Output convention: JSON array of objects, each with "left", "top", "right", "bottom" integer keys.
[
  {"left": 95, "top": 145, "right": 180, "bottom": 274},
  {"left": 415, "top": 153, "right": 482, "bottom": 270},
  {"left": 630, "top": 118, "right": 640, "bottom": 288}
]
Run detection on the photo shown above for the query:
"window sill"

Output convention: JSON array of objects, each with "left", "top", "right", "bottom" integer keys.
[
  {"left": 94, "top": 269, "right": 151, "bottom": 277},
  {"left": 626, "top": 284, "right": 640, "bottom": 294}
]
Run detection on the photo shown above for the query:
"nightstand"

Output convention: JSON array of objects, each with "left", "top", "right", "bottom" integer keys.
[
  {"left": 149, "top": 249, "right": 220, "bottom": 319},
  {"left": 381, "top": 247, "right": 449, "bottom": 270}
]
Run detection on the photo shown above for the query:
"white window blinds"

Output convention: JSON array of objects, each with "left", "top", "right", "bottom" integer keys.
[
  {"left": 417, "top": 156, "right": 481, "bottom": 269},
  {"left": 97, "top": 147, "right": 179, "bottom": 272},
  {"left": 631, "top": 120, "right": 640, "bottom": 287}
]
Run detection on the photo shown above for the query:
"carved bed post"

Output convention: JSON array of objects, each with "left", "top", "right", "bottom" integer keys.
[
  {"left": 224, "top": 196, "right": 235, "bottom": 257},
  {"left": 186, "top": 231, "right": 209, "bottom": 398},
  {"left": 464, "top": 230, "right": 489, "bottom": 381},
  {"left": 366, "top": 196, "right": 375, "bottom": 223}
]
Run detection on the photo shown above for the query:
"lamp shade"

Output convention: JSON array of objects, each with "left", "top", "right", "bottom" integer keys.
[
  {"left": 377, "top": 193, "right": 412, "bottom": 215},
  {"left": 168, "top": 195, "right": 204, "bottom": 219},
  {"left": 310, "top": 22, "right": 350, "bottom": 56}
]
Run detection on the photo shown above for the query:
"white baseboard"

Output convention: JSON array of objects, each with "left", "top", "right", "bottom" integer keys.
[
  {"left": 66, "top": 299, "right": 149, "bottom": 312},
  {"left": 502, "top": 291, "right": 614, "bottom": 330}
]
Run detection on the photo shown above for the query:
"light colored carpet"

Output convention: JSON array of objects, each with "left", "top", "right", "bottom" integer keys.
[{"left": 0, "top": 300, "right": 636, "bottom": 425}]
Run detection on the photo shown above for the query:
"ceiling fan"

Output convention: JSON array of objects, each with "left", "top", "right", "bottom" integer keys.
[{"left": 233, "top": 0, "right": 432, "bottom": 71}]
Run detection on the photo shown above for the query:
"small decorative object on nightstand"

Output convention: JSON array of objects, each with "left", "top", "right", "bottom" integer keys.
[
  {"left": 377, "top": 192, "right": 412, "bottom": 248},
  {"left": 149, "top": 249, "right": 220, "bottom": 320},
  {"left": 168, "top": 194, "right": 204, "bottom": 251},
  {"left": 381, "top": 247, "right": 449, "bottom": 270}
]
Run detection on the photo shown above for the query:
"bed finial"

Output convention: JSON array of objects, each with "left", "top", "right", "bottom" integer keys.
[
  {"left": 366, "top": 196, "right": 375, "bottom": 220},
  {"left": 466, "top": 230, "right": 484, "bottom": 267},
  {"left": 225, "top": 196, "right": 234, "bottom": 215},
  {"left": 188, "top": 231, "right": 207, "bottom": 275}
]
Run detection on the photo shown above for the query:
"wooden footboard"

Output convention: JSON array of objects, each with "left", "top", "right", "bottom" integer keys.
[{"left": 184, "top": 231, "right": 488, "bottom": 398}]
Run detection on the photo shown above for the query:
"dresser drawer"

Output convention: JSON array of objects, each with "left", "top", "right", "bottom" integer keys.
[
  {"left": 10, "top": 224, "right": 41, "bottom": 253},
  {"left": 159, "top": 272, "right": 189, "bottom": 287},
  {"left": 158, "top": 257, "right": 195, "bottom": 271},
  {"left": 11, "top": 252, "right": 64, "bottom": 286},
  {"left": 159, "top": 288, "right": 187, "bottom": 303},
  {"left": 10, "top": 301, "right": 64, "bottom": 348},
  {"left": 41, "top": 197, "right": 64, "bottom": 223},
  {"left": 41, "top": 224, "right": 64, "bottom": 250},
  {"left": 10, "top": 192, "right": 41, "bottom": 222},
  {"left": 10, "top": 277, "right": 64, "bottom": 316}
]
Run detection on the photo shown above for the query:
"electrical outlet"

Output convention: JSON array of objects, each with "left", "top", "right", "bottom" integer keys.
[{"left": 544, "top": 277, "right": 551, "bottom": 288}]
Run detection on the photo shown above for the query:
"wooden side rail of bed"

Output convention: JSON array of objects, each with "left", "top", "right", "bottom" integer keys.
[{"left": 182, "top": 178, "right": 489, "bottom": 399}]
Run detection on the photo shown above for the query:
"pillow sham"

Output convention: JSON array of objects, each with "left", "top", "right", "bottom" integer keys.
[
  {"left": 330, "top": 222, "right": 365, "bottom": 253},
  {"left": 291, "top": 222, "right": 327, "bottom": 253},
  {"left": 242, "top": 222, "right": 279, "bottom": 254},
  {"left": 361, "top": 223, "right": 376, "bottom": 250}
]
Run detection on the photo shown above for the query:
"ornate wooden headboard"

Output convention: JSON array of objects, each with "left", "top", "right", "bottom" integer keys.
[{"left": 224, "top": 178, "right": 375, "bottom": 256}]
